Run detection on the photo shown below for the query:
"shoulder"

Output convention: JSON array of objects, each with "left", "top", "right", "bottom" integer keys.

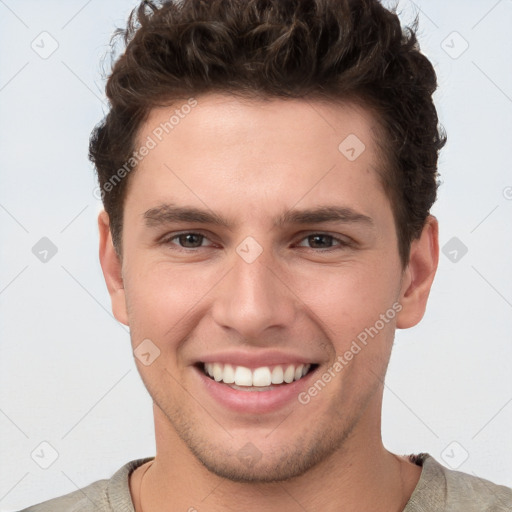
[
  {"left": 440, "top": 459, "right": 512, "bottom": 511},
  {"left": 406, "top": 453, "right": 512, "bottom": 511},
  {"left": 18, "top": 479, "right": 109, "bottom": 512},
  {"left": 18, "top": 458, "right": 153, "bottom": 512}
]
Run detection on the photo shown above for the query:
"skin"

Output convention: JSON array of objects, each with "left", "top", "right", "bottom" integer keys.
[{"left": 98, "top": 94, "right": 438, "bottom": 512}]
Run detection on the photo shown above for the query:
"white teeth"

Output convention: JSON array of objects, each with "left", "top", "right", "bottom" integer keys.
[
  {"left": 234, "top": 366, "right": 253, "bottom": 386},
  {"left": 283, "top": 365, "right": 295, "bottom": 383},
  {"left": 223, "top": 364, "right": 235, "bottom": 384},
  {"left": 252, "top": 367, "right": 272, "bottom": 387},
  {"left": 271, "top": 366, "right": 284, "bottom": 384},
  {"left": 213, "top": 363, "right": 223, "bottom": 382},
  {"left": 203, "top": 362, "right": 314, "bottom": 387}
]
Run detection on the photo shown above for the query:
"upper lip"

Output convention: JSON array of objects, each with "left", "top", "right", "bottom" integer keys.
[{"left": 196, "top": 350, "right": 320, "bottom": 369}]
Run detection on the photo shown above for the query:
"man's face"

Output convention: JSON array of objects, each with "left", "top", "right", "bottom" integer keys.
[{"left": 114, "top": 95, "right": 407, "bottom": 482}]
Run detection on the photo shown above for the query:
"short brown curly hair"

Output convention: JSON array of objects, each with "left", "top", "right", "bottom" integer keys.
[{"left": 90, "top": 0, "right": 446, "bottom": 267}]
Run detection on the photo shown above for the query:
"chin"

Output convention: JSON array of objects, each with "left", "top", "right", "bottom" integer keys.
[
  {"left": 167, "top": 409, "right": 354, "bottom": 484},
  {"left": 190, "top": 441, "right": 330, "bottom": 483}
]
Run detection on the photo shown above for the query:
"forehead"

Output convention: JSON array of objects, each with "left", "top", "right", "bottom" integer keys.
[
  {"left": 139, "top": 94, "right": 380, "bottom": 158},
  {"left": 126, "top": 94, "right": 390, "bottom": 227}
]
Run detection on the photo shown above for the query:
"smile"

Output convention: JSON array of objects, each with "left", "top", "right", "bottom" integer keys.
[
  {"left": 202, "top": 362, "right": 315, "bottom": 389},
  {"left": 193, "top": 352, "right": 321, "bottom": 413}
]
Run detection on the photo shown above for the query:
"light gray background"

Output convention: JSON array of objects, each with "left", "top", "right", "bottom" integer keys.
[{"left": 1, "top": 0, "right": 511, "bottom": 510}]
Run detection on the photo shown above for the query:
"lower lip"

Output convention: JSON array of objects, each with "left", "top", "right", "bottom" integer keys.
[{"left": 194, "top": 366, "right": 318, "bottom": 414}]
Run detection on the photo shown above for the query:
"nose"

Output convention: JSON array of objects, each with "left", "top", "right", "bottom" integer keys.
[{"left": 210, "top": 246, "right": 297, "bottom": 343}]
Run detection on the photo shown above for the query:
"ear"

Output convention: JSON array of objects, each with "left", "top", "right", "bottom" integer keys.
[
  {"left": 98, "top": 210, "right": 129, "bottom": 326},
  {"left": 396, "top": 215, "right": 439, "bottom": 329}
]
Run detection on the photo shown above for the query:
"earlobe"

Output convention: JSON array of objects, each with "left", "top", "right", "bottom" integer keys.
[
  {"left": 98, "top": 210, "right": 129, "bottom": 326},
  {"left": 396, "top": 215, "right": 439, "bottom": 329}
]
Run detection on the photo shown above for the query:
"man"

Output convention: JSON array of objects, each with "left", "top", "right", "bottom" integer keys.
[{"left": 21, "top": 0, "right": 512, "bottom": 510}]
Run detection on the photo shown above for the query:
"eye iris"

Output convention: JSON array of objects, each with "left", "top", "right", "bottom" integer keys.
[
  {"left": 179, "top": 233, "right": 203, "bottom": 248},
  {"left": 309, "top": 234, "right": 332, "bottom": 248}
]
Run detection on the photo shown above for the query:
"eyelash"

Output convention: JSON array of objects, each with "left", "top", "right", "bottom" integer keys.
[{"left": 160, "top": 232, "right": 352, "bottom": 252}]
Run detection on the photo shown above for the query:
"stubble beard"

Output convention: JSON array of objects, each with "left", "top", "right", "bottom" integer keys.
[{"left": 148, "top": 378, "right": 381, "bottom": 484}]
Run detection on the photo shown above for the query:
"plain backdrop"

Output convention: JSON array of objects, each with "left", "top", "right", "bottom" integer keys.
[{"left": 1, "top": 0, "right": 511, "bottom": 510}]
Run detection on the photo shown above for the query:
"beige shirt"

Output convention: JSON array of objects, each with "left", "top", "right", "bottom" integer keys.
[{"left": 19, "top": 453, "right": 512, "bottom": 511}]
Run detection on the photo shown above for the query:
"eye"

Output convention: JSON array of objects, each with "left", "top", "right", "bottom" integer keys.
[
  {"left": 296, "top": 233, "right": 350, "bottom": 250},
  {"left": 163, "top": 232, "right": 212, "bottom": 249},
  {"left": 159, "top": 231, "right": 352, "bottom": 252}
]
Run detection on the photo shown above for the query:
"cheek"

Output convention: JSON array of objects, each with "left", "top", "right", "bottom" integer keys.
[
  {"left": 123, "top": 261, "right": 215, "bottom": 345},
  {"left": 295, "top": 262, "right": 400, "bottom": 338}
]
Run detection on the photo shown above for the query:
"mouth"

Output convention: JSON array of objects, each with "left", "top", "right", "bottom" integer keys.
[
  {"left": 192, "top": 359, "right": 320, "bottom": 414},
  {"left": 198, "top": 362, "right": 318, "bottom": 391}
]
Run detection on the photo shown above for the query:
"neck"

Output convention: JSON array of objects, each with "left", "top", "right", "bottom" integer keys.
[{"left": 131, "top": 405, "right": 421, "bottom": 512}]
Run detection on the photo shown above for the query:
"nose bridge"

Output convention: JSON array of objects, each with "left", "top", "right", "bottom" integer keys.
[{"left": 211, "top": 243, "right": 296, "bottom": 340}]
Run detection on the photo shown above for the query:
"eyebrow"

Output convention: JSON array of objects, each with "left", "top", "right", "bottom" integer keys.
[{"left": 143, "top": 203, "right": 374, "bottom": 229}]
